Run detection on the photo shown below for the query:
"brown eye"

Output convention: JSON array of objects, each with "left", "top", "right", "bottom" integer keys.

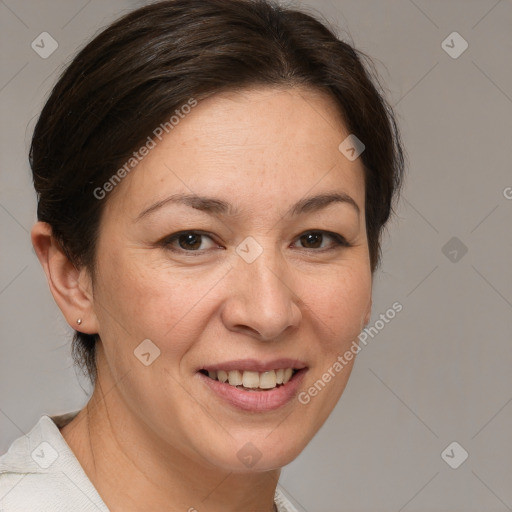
[
  {"left": 300, "top": 232, "right": 324, "bottom": 248},
  {"left": 162, "top": 231, "right": 217, "bottom": 252},
  {"left": 177, "top": 233, "right": 202, "bottom": 250},
  {"left": 294, "top": 230, "right": 351, "bottom": 251}
]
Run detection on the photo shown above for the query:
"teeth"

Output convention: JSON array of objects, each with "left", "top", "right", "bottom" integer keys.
[
  {"left": 242, "top": 371, "right": 260, "bottom": 388},
  {"left": 259, "top": 371, "right": 277, "bottom": 389},
  {"left": 217, "top": 370, "right": 228, "bottom": 383},
  {"left": 228, "top": 370, "right": 242, "bottom": 386},
  {"left": 205, "top": 368, "right": 297, "bottom": 390}
]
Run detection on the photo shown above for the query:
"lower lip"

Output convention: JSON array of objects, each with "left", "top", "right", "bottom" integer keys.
[{"left": 197, "top": 369, "right": 308, "bottom": 412}]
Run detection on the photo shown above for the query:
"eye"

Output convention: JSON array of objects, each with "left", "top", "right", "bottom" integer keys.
[
  {"left": 293, "top": 230, "right": 352, "bottom": 251},
  {"left": 161, "top": 231, "right": 219, "bottom": 252},
  {"left": 159, "top": 229, "right": 352, "bottom": 255}
]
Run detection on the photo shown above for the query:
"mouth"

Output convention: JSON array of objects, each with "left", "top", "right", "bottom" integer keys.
[
  {"left": 197, "top": 365, "right": 308, "bottom": 412},
  {"left": 198, "top": 368, "right": 301, "bottom": 392},
  {"left": 196, "top": 358, "right": 308, "bottom": 411}
]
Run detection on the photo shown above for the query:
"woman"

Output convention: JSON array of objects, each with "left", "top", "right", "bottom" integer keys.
[{"left": 0, "top": 0, "right": 404, "bottom": 510}]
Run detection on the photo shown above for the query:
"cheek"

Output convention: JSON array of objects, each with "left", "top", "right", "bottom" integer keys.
[
  {"left": 308, "top": 264, "right": 372, "bottom": 350},
  {"left": 95, "top": 251, "right": 229, "bottom": 360},
  {"left": 293, "top": 268, "right": 371, "bottom": 436}
]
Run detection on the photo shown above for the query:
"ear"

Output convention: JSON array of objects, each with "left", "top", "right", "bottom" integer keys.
[{"left": 31, "top": 221, "right": 99, "bottom": 334}]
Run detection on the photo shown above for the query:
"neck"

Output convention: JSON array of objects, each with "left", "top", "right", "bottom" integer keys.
[{"left": 60, "top": 355, "right": 280, "bottom": 511}]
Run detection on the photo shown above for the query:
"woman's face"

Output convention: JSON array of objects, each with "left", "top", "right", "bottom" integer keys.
[{"left": 89, "top": 86, "right": 372, "bottom": 471}]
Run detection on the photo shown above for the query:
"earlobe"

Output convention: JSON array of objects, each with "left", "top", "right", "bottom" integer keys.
[{"left": 31, "top": 221, "right": 99, "bottom": 334}]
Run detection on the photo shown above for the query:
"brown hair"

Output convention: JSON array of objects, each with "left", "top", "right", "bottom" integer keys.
[{"left": 30, "top": 0, "right": 405, "bottom": 384}]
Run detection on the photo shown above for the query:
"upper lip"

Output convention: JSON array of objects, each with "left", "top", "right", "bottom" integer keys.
[{"left": 198, "top": 358, "right": 308, "bottom": 373}]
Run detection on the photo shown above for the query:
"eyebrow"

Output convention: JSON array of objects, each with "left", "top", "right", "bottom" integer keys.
[{"left": 135, "top": 191, "right": 360, "bottom": 222}]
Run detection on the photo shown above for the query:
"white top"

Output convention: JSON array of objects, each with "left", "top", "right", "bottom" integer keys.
[{"left": 0, "top": 413, "right": 298, "bottom": 512}]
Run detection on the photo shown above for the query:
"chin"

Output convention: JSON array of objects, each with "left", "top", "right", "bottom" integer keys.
[{"left": 197, "top": 428, "right": 310, "bottom": 473}]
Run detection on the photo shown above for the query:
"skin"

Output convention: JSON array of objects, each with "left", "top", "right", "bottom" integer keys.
[{"left": 32, "top": 86, "right": 373, "bottom": 512}]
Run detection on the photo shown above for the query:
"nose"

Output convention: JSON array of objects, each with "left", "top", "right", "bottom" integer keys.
[{"left": 221, "top": 248, "right": 302, "bottom": 341}]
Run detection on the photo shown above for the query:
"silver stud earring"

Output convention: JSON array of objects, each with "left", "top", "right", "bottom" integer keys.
[{"left": 77, "top": 318, "right": 82, "bottom": 325}]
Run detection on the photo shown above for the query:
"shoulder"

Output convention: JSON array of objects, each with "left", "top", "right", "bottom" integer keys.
[
  {"left": 275, "top": 484, "right": 300, "bottom": 512},
  {"left": 0, "top": 414, "right": 108, "bottom": 512}
]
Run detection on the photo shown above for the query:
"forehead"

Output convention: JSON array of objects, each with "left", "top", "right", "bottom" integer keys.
[{"left": 105, "top": 86, "right": 365, "bottom": 219}]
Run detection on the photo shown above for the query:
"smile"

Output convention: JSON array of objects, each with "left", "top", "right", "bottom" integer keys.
[
  {"left": 199, "top": 368, "right": 298, "bottom": 391},
  {"left": 197, "top": 366, "right": 308, "bottom": 412}
]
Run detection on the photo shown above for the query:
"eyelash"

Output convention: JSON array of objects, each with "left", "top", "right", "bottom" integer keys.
[{"left": 160, "top": 230, "right": 353, "bottom": 255}]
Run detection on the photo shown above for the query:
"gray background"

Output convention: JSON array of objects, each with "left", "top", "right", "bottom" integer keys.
[{"left": 1, "top": 1, "right": 511, "bottom": 511}]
